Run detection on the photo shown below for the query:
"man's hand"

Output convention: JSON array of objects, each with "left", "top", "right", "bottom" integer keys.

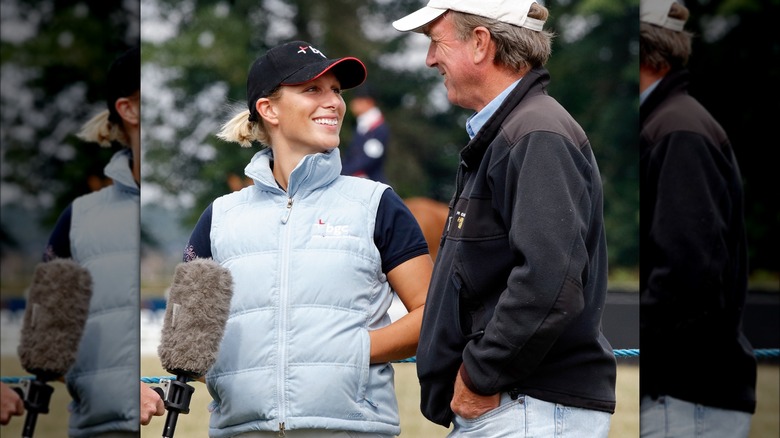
[
  {"left": 1, "top": 382, "right": 25, "bottom": 425},
  {"left": 140, "top": 383, "right": 165, "bottom": 426},
  {"left": 450, "top": 371, "right": 500, "bottom": 419}
]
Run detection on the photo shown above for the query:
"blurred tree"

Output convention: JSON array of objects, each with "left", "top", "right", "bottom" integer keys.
[
  {"left": 546, "top": 0, "right": 640, "bottom": 269},
  {"left": 1, "top": 0, "right": 140, "bottom": 249},
  {"left": 140, "top": 0, "right": 641, "bottom": 273},
  {"left": 683, "top": 0, "right": 779, "bottom": 281},
  {"left": 140, "top": 0, "right": 461, "bottom": 223},
  {"left": 2, "top": 1, "right": 770, "bottom": 285}
]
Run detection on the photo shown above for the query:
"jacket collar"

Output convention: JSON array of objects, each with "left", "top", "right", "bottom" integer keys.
[
  {"left": 639, "top": 68, "right": 690, "bottom": 126},
  {"left": 460, "top": 67, "right": 550, "bottom": 168},
  {"left": 103, "top": 148, "right": 138, "bottom": 194},
  {"left": 245, "top": 148, "right": 342, "bottom": 197}
]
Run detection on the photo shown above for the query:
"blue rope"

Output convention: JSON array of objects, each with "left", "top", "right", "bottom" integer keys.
[
  {"left": 615, "top": 349, "right": 640, "bottom": 357},
  {"left": 3, "top": 349, "right": 777, "bottom": 384},
  {"left": 755, "top": 348, "right": 779, "bottom": 359}
]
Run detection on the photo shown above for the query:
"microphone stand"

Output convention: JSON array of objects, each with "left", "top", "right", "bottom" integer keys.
[
  {"left": 153, "top": 375, "right": 194, "bottom": 438},
  {"left": 13, "top": 376, "right": 54, "bottom": 438}
]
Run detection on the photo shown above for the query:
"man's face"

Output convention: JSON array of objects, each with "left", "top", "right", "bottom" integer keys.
[{"left": 423, "top": 14, "right": 482, "bottom": 111}]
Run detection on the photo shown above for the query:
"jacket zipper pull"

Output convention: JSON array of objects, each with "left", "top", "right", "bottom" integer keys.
[
  {"left": 278, "top": 422, "right": 286, "bottom": 437},
  {"left": 281, "top": 198, "right": 293, "bottom": 224}
]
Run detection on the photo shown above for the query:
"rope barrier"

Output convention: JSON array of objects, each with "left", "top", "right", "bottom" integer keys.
[{"left": 2, "top": 348, "right": 777, "bottom": 385}]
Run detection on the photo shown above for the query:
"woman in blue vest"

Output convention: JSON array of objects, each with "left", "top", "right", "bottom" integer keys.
[
  {"left": 40, "top": 46, "right": 155, "bottom": 437},
  {"left": 180, "top": 41, "right": 432, "bottom": 438}
]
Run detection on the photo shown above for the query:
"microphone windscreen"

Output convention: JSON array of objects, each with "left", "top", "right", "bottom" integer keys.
[
  {"left": 158, "top": 258, "right": 233, "bottom": 379},
  {"left": 17, "top": 258, "right": 93, "bottom": 379}
]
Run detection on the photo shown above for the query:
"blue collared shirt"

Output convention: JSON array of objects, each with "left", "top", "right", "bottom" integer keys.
[
  {"left": 466, "top": 78, "right": 522, "bottom": 139},
  {"left": 640, "top": 78, "right": 662, "bottom": 106}
]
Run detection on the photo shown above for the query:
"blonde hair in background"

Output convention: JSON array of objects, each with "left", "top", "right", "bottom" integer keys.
[
  {"left": 449, "top": 2, "right": 555, "bottom": 72},
  {"left": 640, "top": 2, "right": 693, "bottom": 70},
  {"left": 76, "top": 109, "right": 130, "bottom": 147}
]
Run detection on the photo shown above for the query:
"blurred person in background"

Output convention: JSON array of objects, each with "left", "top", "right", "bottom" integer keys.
[
  {"left": 392, "top": 0, "right": 616, "bottom": 436},
  {"left": 639, "top": 1, "right": 756, "bottom": 437},
  {"left": 341, "top": 82, "right": 391, "bottom": 184}
]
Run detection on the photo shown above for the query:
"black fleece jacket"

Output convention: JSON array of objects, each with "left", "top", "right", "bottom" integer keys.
[
  {"left": 639, "top": 68, "right": 756, "bottom": 413},
  {"left": 416, "top": 67, "right": 617, "bottom": 427}
]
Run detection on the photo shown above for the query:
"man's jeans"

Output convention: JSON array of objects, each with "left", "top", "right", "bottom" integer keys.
[
  {"left": 640, "top": 395, "right": 752, "bottom": 438},
  {"left": 448, "top": 393, "right": 611, "bottom": 437}
]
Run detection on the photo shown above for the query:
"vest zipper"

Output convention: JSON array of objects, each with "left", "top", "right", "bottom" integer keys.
[
  {"left": 277, "top": 198, "right": 292, "bottom": 435},
  {"left": 281, "top": 197, "right": 294, "bottom": 223}
]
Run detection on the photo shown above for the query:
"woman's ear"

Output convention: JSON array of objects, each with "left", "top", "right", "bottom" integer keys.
[
  {"left": 256, "top": 98, "right": 279, "bottom": 126},
  {"left": 115, "top": 95, "right": 139, "bottom": 126}
]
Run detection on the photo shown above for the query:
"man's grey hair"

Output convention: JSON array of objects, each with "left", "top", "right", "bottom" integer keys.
[
  {"left": 448, "top": 3, "right": 555, "bottom": 72},
  {"left": 640, "top": 2, "right": 693, "bottom": 70}
]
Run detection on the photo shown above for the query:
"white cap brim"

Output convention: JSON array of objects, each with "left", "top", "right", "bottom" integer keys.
[{"left": 392, "top": 6, "right": 448, "bottom": 33}]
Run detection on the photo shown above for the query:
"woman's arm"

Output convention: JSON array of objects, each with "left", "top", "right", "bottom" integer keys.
[{"left": 369, "top": 253, "right": 431, "bottom": 363}]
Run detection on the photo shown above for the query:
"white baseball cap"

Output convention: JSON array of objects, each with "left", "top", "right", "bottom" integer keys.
[
  {"left": 640, "top": 0, "right": 687, "bottom": 32},
  {"left": 392, "top": 0, "right": 545, "bottom": 33}
]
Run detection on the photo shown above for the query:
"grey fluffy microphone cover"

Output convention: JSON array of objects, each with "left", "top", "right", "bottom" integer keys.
[
  {"left": 157, "top": 258, "right": 233, "bottom": 378},
  {"left": 17, "top": 258, "right": 93, "bottom": 378}
]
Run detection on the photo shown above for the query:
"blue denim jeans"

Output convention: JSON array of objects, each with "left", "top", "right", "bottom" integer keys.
[
  {"left": 235, "top": 431, "right": 393, "bottom": 438},
  {"left": 447, "top": 393, "right": 611, "bottom": 437},
  {"left": 640, "top": 395, "right": 752, "bottom": 438}
]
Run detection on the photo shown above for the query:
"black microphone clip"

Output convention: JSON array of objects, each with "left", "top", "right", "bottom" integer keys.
[
  {"left": 13, "top": 377, "right": 55, "bottom": 438},
  {"left": 153, "top": 376, "right": 195, "bottom": 438}
]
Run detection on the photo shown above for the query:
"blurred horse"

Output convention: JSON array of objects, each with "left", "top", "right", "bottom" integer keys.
[{"left": 403, "top": 197, "right": 449, "bottom": 261}]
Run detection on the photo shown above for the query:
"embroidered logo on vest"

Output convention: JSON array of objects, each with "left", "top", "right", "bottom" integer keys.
[{"left": 314, "top": 219, "right": 350, "bottom": 237}]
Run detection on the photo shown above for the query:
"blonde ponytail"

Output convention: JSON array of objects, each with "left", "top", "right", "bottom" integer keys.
[
  {"left": 76, "top": 109, "right": 130, "bottom": 147},
  {"left": 216, "top": 108, "right": 270, "bottom": 148}
]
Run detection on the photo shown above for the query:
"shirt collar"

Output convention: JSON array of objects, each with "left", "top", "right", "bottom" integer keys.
[
  {"left": 640, "top": 77, "right": 663, "bottom": 106},
  {"left": 466, "top": 78, "right": 522, "bottom": 139}
]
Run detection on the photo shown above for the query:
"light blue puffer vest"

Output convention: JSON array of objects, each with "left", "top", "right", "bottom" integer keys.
[
  {"left": 206, "top": 148, "right": 400, "bottom": 437},
  {"left": 67, "top": 148, "right": 140, "bottom": 437}
]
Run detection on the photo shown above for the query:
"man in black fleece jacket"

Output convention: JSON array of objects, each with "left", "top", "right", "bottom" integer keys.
[
  {"left": 639, "top": 1, "right": 756, "bottom": 437},
  {"left": 393, "top": 1, "right": 616, "bottom": 436}
]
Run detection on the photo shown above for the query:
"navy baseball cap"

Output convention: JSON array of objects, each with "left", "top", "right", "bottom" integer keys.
[
  {"left": 247, "top": 41, "right": 367, "bottom": 121},
  {"left": 106, "top": 45, "right": 140, "bottom": 123}
]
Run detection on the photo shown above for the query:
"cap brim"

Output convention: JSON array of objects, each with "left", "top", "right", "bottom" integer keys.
[
  {"left": 392, "top": 6, "right": 447, "bottom": 33},
  {"left": 282, "top": 57, "right": 367, "bottom": 91}
]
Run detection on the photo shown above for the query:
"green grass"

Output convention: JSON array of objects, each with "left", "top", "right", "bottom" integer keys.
[
  {"left": 1, "top": 357, "right": 777, "bottom": 437},
  {"left": 137, "top": 361, "right": 639, "bottom": 438}
]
